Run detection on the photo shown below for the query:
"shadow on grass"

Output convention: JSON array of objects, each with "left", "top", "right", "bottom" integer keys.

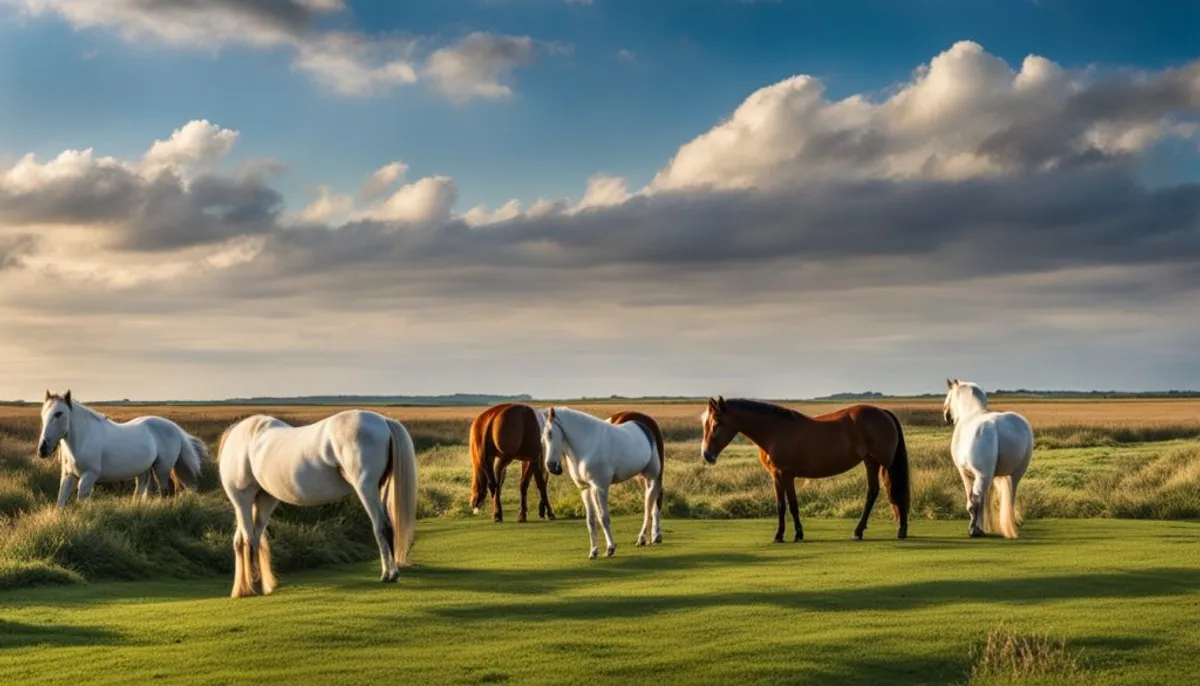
[
  {"left": 427, "top": 567, "right": 1200, "bottom": 621},
  {"left": 0, "top": 620, "right": 123, "bottom": 649}
]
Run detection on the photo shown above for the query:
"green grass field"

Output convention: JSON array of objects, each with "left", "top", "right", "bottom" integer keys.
[{"left": 3, "top": 517, "right": 1200, "bottom": 686}]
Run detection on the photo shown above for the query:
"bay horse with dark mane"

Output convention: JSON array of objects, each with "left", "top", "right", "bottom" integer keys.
[
  {"left": 701, "top": 397, "right": 909, "bottom": 542},
  {"left": 470, "top": 403, "right": 556, "bottom": 523}
]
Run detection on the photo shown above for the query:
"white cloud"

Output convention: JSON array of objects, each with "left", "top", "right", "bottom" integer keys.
[
  {"left": 425, "top": 32, "right": 537, "bottom": 102},
  {"left": 6, "top": 1, "right": 547, "bottom": 101},
  {"left": 141, "top": 120, "right": 238, "bottom": 177},
  {"left": 299, "top": 185, "right": 354, "bottom": 224},
  {"left": 576, "top": 174, "right": 631, "bottom": 210},
  {"left": 357, "top": 161, "right": 409, "bottom": 202},
  {"left": 652, "top": 41, "right": 1200, "bottom": 191},
  {"left": 354, "top": 176, "right": 457, "bottom": 226},
  {"left": 617, "top": 48, "right": 635, "bottom": 64}
]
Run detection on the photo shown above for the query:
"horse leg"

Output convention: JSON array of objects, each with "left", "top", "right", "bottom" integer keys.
[
  {"left": 772, "top": 473, "right": 787, "bottom": 543},
  {"left": 593, "top": 485, "right": 616, "bottom": 557},
  {"left": 351, "top": 479, "right": 401, "bottom": 582},
  {"left": 152, "top": 457, "right": 174, "bottom": 498},
  {"left": 969, "top": 474, "right": 993, "bottom": 537},
  {"left": 133, "top": 470, "right": 153, "bottom": 501},
  {"left": 651, "top": 477, "right": 663, "bottom": 544},
  {"left": 784, "top": 475, "right": 803, "bottom": 542},
  {"left": 229, "top": 491, "right": 258, "bottom": 598},
  {"left": 492, "top": 457, "right": 510, "bottom": 523},
  {"left": 251, "top": 492, "right": 281, "bottom": 594},
  {"left": 55, "top": 472, "right": 79, "bottom": 509},
  {"left": 517, "top": 460, "right": 534, "bottom": 523},
  {"left": 581, "top": 487, "right": 600, "bottom": 559},
  {"left": 533, "top": 463, "right": 555, "bottom": 520},
  {"left": 637, "top": 476, "right": 653, "bottom": 546},
  {"left": 854, "top": 462, "right": 881, "bottom": 540},
  {"left": 76, "top": 470, "right": 101, "bottom": 502}
]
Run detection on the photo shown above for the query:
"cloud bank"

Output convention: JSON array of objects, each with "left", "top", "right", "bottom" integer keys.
[{"left": 2, "top": 41, "right": 1199, "bottom": 398}]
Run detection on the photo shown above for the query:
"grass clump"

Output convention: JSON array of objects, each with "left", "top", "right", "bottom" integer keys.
[{"left": 968, "top": 626, "right": 1083, "bottom": 684}]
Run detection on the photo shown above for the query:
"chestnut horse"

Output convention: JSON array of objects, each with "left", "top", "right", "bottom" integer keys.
[
  {"left": 469, "top": 403, "right": 556, "bottom": 523},
  {"left": 701, "top": 397, "right": 909, "bottom": 542}
]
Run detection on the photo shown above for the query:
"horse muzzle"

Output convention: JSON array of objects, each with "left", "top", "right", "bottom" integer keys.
[
  {"left": 548, "top": 463, "right": 563, "bottom": 476},
  {"left": 702, "top": 450, "right": 718, "bottom": 465},
  {"left": 36, "top": 441, "right": 52, "bottom": 458}
]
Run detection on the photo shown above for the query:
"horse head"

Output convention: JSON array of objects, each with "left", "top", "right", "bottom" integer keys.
[
  {"left": 700, "top": 396, "right": 737, "bottom": 465},
  {"left": 541, "top": 407, "right": 565, "bottom": 476},
  {"left": 37, "top": 389, "right": 73, "bottom": 458}
]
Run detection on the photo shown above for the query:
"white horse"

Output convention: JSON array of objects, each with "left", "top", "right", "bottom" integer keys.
[
  {"left": 943, "top": 379, "right": 1034, "bottom": 538},
  {"left": 37, "top": 390, "right": 206, "bottom": 507},
  {"left": 541, "top": 406, "right": 663, "bottom": 559},
  {"left": 217, "top": 410, "right": 418, "bottom": 597}
]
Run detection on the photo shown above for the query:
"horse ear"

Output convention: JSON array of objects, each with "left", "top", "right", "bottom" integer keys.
[
  {"left": 44, "top": 389, "right": 51, "bottom": 402},
  {"left": 717, "top": 396, "right": 727, "bottom": 411},
  {"left": 64, "top": 390, "right": 72, "bottom": 407},
  {"left": 547, "top": 407, "right": 555, "bottom": 419},
  {"left": 946, "top": 378, "right": 955, "bottom": 389}
]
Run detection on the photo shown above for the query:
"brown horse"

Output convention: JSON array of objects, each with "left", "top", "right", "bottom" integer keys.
[
  {"left": 700, "top": 397, "right": 909, "bottom": 542},
  {"left": 470, "top": 403, "right": 556, "bottom": 523}
]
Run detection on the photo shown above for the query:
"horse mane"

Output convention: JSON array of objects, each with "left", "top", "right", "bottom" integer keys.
[
  {"left": 46, "top": 394, "right": 109, "bottom": 423},
  {"left": 725, "top": 399, "right": 806, "bottom": 421}
]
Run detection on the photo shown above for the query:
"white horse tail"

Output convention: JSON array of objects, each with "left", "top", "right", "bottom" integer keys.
[
  {"left": 993, "top": 476, "right": 1019, "bottom": 539},
  {"left": 386, "top": 419, "right": 418, "bottom": 566},
  {"left": 173, "top": 430, "right": 208, "bottom": 492}
]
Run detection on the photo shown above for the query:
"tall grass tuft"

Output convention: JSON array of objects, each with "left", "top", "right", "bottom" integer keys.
[{"left": 968, "top": 626, "right": 1083, "bottom": 684}]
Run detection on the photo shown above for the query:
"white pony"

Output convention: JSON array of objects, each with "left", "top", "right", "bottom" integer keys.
[
  {"left": 217, "top": 410, "right": 418, "bottom": 597},
  {"left": 541, "top": 407, "right": 663, "bottom": 559},
  {"left": 37, "top": 390, "right": 206, "bottom": 507},
  {"left": 943, "top": 379, "right": 1034, "bottom": 538}
]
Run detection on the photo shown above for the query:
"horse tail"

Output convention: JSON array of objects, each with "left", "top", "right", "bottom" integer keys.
[
  {"left": 387, "top": 420, "right": 419, "bottom": 566},
  {"left": 993, "top": 476, "right": 1019, "bottom": 539},
  {"left": 469, "top": 410, "right": 495, "bottom": 512},
  {"left": 173, "top": 430, "right": 207, "bottom": 492},
  {"left": 881, "top": 410, "right": 910, "bottom": 524}
]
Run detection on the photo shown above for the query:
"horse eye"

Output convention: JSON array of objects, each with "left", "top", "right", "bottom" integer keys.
[{"left": 53, "top": 411, "right": 63, "bottom": 418}]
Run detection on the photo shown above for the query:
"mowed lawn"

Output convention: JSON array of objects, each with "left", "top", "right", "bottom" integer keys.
[{"left": 3, "top": 517, "right": 1199, "bottom": 686}]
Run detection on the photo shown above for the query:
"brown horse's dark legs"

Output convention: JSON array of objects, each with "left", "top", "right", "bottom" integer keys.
[
  {"left": 772, "top": 475, "right": 787, "bottom": 543},
  {"left": 532, "top": 465, "right": 555, "bottom": 520},
  {"left": 517, "top": 461, "right": 535, "bottom": 523},
  {"left": 854, "top": 463, "right": 881, "bottom": 540},
  {"left": 492, "top": 458, "right": 509, "bottom": 523},
  {"left": 784, "top": 477, "right": 803, "bottom": 542}
]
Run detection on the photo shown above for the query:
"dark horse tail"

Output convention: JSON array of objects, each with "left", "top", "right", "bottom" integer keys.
[
  {"left": 469, "top": 410, "right": 497, "bottom": 511},
  {"left": 880, "top": 410, "right": 911, "bottom": 528}
]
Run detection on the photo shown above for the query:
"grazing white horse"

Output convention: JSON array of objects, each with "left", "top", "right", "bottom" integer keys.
[
  {"left": 217, "top": 410, "right": 418, "bottom": 597},
  {"left": 541, "top": 407, "right": 663, "bottom": 559},
  {"left": 943, "top": 379, "right": 1034, "bottom": 538},
  {"left": 37, "top": 390, "right": 206, "bottom": 507}
]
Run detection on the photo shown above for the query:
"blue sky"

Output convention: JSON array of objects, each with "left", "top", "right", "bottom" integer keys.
[{"left": 0, "top": 0, "right": 1199, "bottom": 399}]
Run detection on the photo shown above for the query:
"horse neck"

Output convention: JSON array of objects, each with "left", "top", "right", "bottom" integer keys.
[
  {"left": 953, "top": 397, "right": 988, "bottom": 423},
  {"left": 729, "top": 409, "right": 795, "bottom": 451},
  {"left": 65, "top": 403, "right": 105, "bottom": 450},
  {"left": 556, "top": 409, "right": 603, "bottom": 458}
]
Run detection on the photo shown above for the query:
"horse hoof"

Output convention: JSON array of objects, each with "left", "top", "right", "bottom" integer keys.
[
  {"left": 794, "top": 534, "right": 804, "bottom": 543},
  {"left": 652, "top": 534, "right": 662, "bottom": 544},
  {"left": 547, "top": 513, "right": 557, "bottom": 521},
  {"left": 517, "top": 515, "right": 528, "bottom": 523},
  {"left": 854, "top": 531, "right": 864, "bottom": 541},
  {"left": 636, "top": 537, "right": 647, "bottom": 547},
  {"left": 773, "top": 536, "right": 785, "bottom": 544},
  {"left": 589, "top": 549, "right": 598, "bottom": 560},
  {"left": 493, "top": 516, "right": 503, "bottom": 524},
  {"left": 969, "top": 529, "right": 984, "bottom": 538},
  {"left": 471, "top": 507, "right": 480, "bottom": 516},
  {"left": 897, "top": 530, "right": 908, "bottom": 540},
  {"left": 606, "top": 546, "right": 616, "bottom": 558}
]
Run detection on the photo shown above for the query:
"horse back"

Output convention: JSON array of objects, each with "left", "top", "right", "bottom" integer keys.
[
  {"left": 492, "top": 404, "right": 543, "bottom": 460},
  {"left": 606, "top": 411, "right": 665, "bottom": 463}
]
